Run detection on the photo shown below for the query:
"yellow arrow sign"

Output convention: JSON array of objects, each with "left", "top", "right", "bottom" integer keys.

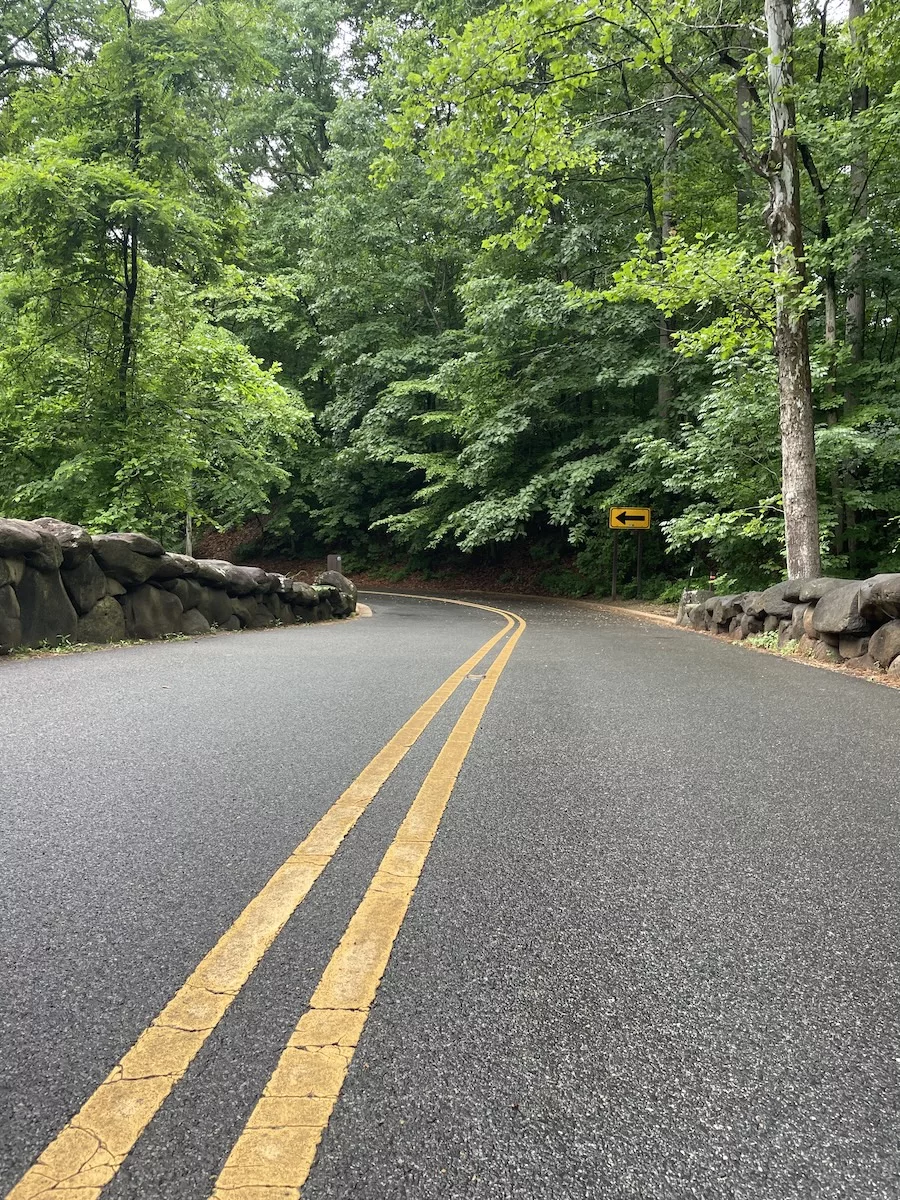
[{"left": 609, "top": 506, "right": 651, "bottom": 530}]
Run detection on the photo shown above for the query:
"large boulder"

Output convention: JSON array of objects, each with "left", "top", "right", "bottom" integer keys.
[
  {"left": 859, "top": 574, "right": 900, "bottom": 622},
  {"left": 677, "top": 588, "right": 713, "bottom": 625},
  {"left": 102, "top": 531, "right": 164, "bottom": 556},
  {"left": 0, "top": 556, "right": 25, "bottom": 588},
  {"left": 93, "top": 535, "right": 159, "bottom": 586},
  {"left": 0, "top": 518, "right": 43, "bottom": 559},
  {"left": 0, "top": 584, "right": 22, "bottom": 651},
  {"left": 813, "top": 640, "right": 842, "bottom": 663},
  {"left": 194, "top": 584, "right": 233, "bottom": 628},
  {"left": 77, "top": 596, "right": 126, "bottom": 644},
  {"left": 180, "top": 608, "right": 211, "bottom": 636},
  {"left": 868, "top": 619, "right": 900, "bottom": 670},
  {"left": 194, "top": 559, "right": 231, "bottom": 588},
  {"left": 798, "top": 577, "right": 850, "bottom": 604},
  {"left": 838, "top": 634, "right": 869, "bottom": 661},
  {"left": 240, "top": 566, "right": 280, "bottom": 594},
  {"left": 122, "top": 584, "right": 184, "bottom": 639},
  {"left": 289, "top": 581, "right": 319, "bottom": 608},
  {"left": 17, "top": 566, "right": 78, "bottom": 645},
  {"left": 31, "top": 518, "right": 93, "bottom": 568},
  {"left": 315, "top": 569, "right": 358, "bottom": 604},
  {"left": 163, "top": 577, "right": 206, "bottom": 611},
  {"left": 710, "top": 593, "right": 746, "bottom": 624},
  {"left": 0, "top": 518, "right": 63, "bottom": 571},
  {"left": 61, "top": 556, "right": 108, "bottom": 615},
  {"left": 230, "top": 596, "right": 261, "bottom": 627},
  {"left": 744, "top": 581, "right": 795, "bottom": 620},
  {"left": 151, "top": 553, "right": 199, "bottom": 582},
  {"left": 811, "top": 580, "right": 870, "bottom": 636}
]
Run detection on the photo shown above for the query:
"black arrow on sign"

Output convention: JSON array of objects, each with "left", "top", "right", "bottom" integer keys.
[{"left": 612, "top": 511, "right": 647, "bottom": 526}]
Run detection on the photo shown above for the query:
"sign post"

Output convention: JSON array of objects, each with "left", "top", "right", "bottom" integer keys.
[{"left": 608, "top": 507, "right": 652, "bottom": 600}]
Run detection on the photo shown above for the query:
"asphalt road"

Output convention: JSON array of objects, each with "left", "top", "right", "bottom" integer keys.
[{"left": 2, "top": 593, "right": 899, "bottom": 1199}]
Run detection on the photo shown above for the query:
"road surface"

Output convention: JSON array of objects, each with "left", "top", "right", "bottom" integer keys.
[{"left": 1, "top": 593, "right": 898, "bottom": 1199}]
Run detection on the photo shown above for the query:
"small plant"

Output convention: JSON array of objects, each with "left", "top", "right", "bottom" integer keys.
[{"left": 745, "top": 632, "right": 800, "bottom": 657}]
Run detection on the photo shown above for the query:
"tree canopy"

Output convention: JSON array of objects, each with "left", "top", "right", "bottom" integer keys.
[{"left": 1, "top": 0, "right": 898, "bottom": 593}]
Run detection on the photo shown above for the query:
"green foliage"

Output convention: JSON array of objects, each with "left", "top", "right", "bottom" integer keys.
[{"left": 1, "top": 0, "right": 899, "bottom": 582}]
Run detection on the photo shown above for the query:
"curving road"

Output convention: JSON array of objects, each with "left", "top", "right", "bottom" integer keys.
[{"left": 1, "top": 593, "right": 899, "bottom": 1200}]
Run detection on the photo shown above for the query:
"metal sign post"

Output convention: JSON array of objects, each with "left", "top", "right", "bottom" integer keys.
[{"left": 608, "top": 507, "right": 651, "bottom": 599}]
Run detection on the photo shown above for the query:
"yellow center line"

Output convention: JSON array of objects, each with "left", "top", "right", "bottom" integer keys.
[
  {"left": 209, "top": 611, "right": 527, "bottom": 1199},
  {"left": 6, "top": 599, "right": 517, "bottom": 1200}
]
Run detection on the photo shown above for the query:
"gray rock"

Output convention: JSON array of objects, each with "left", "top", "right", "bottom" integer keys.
[
  {"left": 843, "top": 654, "right": 875, "bottom": 671},
  {"left": 813, "top": 640, "right": 842, "bottom": 663},
  {"left": 739, "top": 613, "right": 763, "bottom": 639},
  {"left": 0, "top": 584, "right": 22, "bottom": 651},
  {"left": 230, "top": 597, "right": 260, "bottom": 627},
  {"left": 315, "top": 602, "right": 332, "bottom": 622},
  {"left": 223, "top": 565, "right": 261, "bottom": 596},
  {"left": 689, "top": 605, "right": 708, "bottom": 630},
  {"left": 101, "top": 531, "right": 164, "bottom": 556},
  {"left": 0, "top": 518, "right": 43, "bottom": 558},
  {"left": 221, "top": 615, "right": 241, "bottom": 631},
  {"left": 93, "top": 535, "right": 159, "bottom": 586},
  {"left": 0, "top": 556, "right": 25, "bottom": 588},
  {"left": 250, "top": 609, "right": 275, "bottom": 629},
  {"left": 180, "top": 609, "right": 211, "bottom": 636},
  {"left": 777, "top": 621, "right": 795, "bottom": 649},
  {"left": 315, "top": 569, "right": 358, "bottom": 603},
  {"left": 17, "top": 566, "right": 78, "bottom": 645},
  {"left": 77, "top": 596, "right": 126, "bottom": 644},
  {"left": 61, "top": 556, "right": 108, "bottom": 615},
  {"left": 151, "top": 553, "right": 199, "bottom": 582},
  {"left": 105, "top": 577, "right": 127, "bottom": 596},
  {"left": 711, "top": 593, "right": 746, "bottom": 624},
  {"left": 839, "top": 634, "right": 870, "bottom": 660},
  {"left": 0, "top": 520, "right": 64, "bottom": 572},
  {"left": 859, "top": 573, "right": 900, "bottom": 622},
  {"left": 745, "top": 581, "right": 795, "bottom": 620},
  {"left": 31, "top": 518, "right": 93, "bottom": 568},
  {"left": 164, "top": 577, "right": 206, "bottom": 611},
  {"left": 194, "top": 559, "right": 231, "bottom": 588},
  {"left": 798, "top": 577, "right": 851, "bottom": 603},
  {"left": 676, "top": 588, "right": 713, "bottom": 624},
  {"left": 314, "top": 583, "right": 353, "bottom": 617},
  {"left": 289, "top": 581, "right": 319, "bottom": 607},
  {"left": 763, "top": 614, "right": 780, "bottom": 633},
  {"left": 802, "top": 605, "right": 818, "bottom": 638},
  {"left": 241, "top": 566, "right": 280, "bottom": 593},
  {"left": 811, "top": 580, "right": 870, "bottom": 636},
  {"left": 796, "top": 634, "right": 818, "bottom": 656},
  {"left": 888, "top": 657, "right": 900, "bottom": 677},
  {"left": 195, "top": 584, "right": 233, "bottom": 628},
  {"left": 122, "top": 584, "right": 184, "bottom": 639},
  {"left": 868, "top": 619, "right": 900, "bottom": 669}
]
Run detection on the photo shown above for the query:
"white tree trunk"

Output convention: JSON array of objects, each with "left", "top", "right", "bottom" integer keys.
[{"left": 764, "top": 0, "right": 821, "bottom": 578}]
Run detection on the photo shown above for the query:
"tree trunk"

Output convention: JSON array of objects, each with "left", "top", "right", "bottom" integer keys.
[
  {"left": 764, "top": 0, "right": 821, "bottom": 578},
  {"left": 735, "top": 31, "right": 755, "bottom": 220},
  {"left": 658, "top": 87, "right": 677, "bottom": 424},
  {"left": 843, "top": 0, "right": 868, "bottom": 556}
]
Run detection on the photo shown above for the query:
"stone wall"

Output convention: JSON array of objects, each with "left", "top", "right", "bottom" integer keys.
[
  {"left": 677, "top": 575, "right": 900, "bottom": 675},
  {"left": 0, "top": 517, "right": 357, "bottom": 654}
]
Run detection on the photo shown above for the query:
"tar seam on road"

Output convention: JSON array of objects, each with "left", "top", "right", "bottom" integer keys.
[
  {"left": 5, "top": 598, "right": 518, "bottom": 1200},
  {"left": 209, "top": 609, "right": 527, "bottom": 1199}
]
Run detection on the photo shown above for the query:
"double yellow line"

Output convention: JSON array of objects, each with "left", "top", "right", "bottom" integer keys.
[{"left": 8, "top": 595, "right": 525, "bottom": 1200}]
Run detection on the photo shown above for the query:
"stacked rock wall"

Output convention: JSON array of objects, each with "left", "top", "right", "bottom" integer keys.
[
  {"left": 0, "top": 517, "right": 357, "bottom": 654},
  {"left": 677, "top": 575, "right": 900, "bottom": 675}
]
